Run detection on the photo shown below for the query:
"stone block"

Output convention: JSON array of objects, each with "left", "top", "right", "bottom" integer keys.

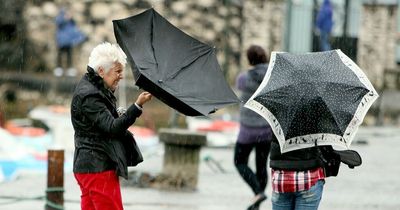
[{"left": 158, "top": 128, "right": 206, "bottom": 191}]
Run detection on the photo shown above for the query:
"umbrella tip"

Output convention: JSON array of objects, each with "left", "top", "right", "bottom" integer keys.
[{"left": 209, "top": 108, "right": 218, "bottom": 114}]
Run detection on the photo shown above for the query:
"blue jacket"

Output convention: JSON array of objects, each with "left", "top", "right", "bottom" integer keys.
[
  {"left": 316, "top": 0, "right": 333, "bottom": 33},
  {"left": 56, "top": 10, "right": 86, "bottom": 48}
]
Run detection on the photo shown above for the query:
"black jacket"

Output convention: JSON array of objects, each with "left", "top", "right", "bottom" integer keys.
[
  {"left": 71, "top": 66, "right": 142, "bottom": 179},
  {"left": 269, "top": 136, "right": 326, "bottom": 171}
]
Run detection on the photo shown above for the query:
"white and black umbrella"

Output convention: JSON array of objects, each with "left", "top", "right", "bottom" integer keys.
[{"left": 245, "top": 50, "right": 379, "bottom": 153}]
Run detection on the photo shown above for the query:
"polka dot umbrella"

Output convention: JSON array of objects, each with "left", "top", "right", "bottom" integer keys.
[{"left": 245, "top": 50, "right": 379, "bottom": 153}]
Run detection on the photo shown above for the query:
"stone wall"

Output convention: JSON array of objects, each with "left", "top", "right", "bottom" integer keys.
[
  {"left": 22, "top": 0, "right": 241, "bottom": 80},
  {"left": 23, "top": 0, "right": 164, "bottom": 74},
  {"left": 11, "top": 0, "right": 400, "bottom": 87},
  {"left": 357, "top": 4, "right": 398, "bottom": 90},
  {"left": 241, "top": 0, "right": 285, "bottom": 70},
  {"left": 20, "top": 0, "right": 287, "bottom": 83}
]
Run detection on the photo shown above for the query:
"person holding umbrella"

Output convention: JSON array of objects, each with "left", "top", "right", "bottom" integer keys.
[
  {"left": 269, "top": 137, "right": 326, "bottom": 210},
  {"left": 244, "top": 50, "right": 378, "bottom": 210},
  {"left": 70, "top": 42, "right": 152, "bottom": 210},
  {"left": 234, "top": 45, "right": 273, "bottom": 210}
]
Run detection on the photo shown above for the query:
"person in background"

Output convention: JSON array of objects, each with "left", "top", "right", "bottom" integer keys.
[
  {"left": 54, "top": 7, "right": 86, "bottom": 77},
  {"left": 70, "top": 42, "right": 152, "bottom": 210},
  {"left": 316, "top": 0, "right": 334, "bottom": 51},
  {"left": 234, "top": 45, "right": 273, "bottom": 210}
]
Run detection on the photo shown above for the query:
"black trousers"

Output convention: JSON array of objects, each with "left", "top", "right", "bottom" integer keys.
[
  {"left": 57, "top": 46, "right": 72, "bottom": 68},
  {"left": 234, "top": 141, "right": 271, "bottom": 195}
]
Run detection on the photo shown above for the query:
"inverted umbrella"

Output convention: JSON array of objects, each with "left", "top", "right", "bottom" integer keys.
[
  {"left": 113, "top": 9, "right": 239, "bottom": 116},
  {"left": 245, "top": 50, "right": 379, "bottom": 153}
]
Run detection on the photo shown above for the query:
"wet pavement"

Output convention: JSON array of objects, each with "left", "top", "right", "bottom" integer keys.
[{"left": 0, "top": 126, "right": 399, "bottom": 210}]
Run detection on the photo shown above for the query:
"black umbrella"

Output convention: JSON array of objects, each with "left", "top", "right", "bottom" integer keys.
[
  {"left": 245, "top": 50, "right": 379, "bottom": 153},
  {"left": 113, "top": 8, "right": 239, "bottom": 116}
]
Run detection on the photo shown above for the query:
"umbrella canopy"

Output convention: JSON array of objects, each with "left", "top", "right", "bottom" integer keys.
[
  {"left": 245, "top": 50, "right": 379, "bottom": 153},
  {"left": 113, "top": 9, "right": 239, "bottom": 116}
]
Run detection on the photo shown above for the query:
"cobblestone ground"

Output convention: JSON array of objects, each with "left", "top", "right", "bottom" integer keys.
[{"left": 0, "top": 126, "right": 399, "bottom": 210}]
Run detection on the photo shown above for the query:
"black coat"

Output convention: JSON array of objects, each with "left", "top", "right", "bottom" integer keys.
[
  {"left": 71, "top": 66, "right": 143, "bottom": 179},
  {"left": 269, "top": 135, "right": 325, "bottom": 171}
]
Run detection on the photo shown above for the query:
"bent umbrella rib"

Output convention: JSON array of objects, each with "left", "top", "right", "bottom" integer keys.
[
  {"left": 150, "top": 11, "right": 159, "bottom": 71},
  {"left": 164, "top": 47, "right": 212, "bottom": 81}
]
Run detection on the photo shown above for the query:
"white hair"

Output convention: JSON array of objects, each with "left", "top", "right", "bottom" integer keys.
[{"left": 88, "top": 42, "right": 127, "bottom": 73}]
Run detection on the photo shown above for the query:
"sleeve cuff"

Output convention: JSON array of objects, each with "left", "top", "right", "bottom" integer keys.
[{"left": 134, "top": 103, "right": 143, "bottom": 111}]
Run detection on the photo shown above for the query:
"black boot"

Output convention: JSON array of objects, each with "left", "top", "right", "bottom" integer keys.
[{"left": 247, "top": 193, "right": 266, "bottom": 210}]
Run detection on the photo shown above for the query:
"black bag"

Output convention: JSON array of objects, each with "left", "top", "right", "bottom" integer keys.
[
  {"left": 130, "top": 137, "right": 144, "bottom": 166},
  {"left": 317, "top": 146, "right": 341, "bottom": 177},
  {"left": 316, "top": 144, "right": 362, "bottom": 177},
  {"left": 125, "top": 131, "right": 143, "bottom": 166}
]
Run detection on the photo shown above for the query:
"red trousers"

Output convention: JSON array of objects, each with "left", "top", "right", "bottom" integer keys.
[{"left": 74, "top": 170, "right": 123, "bottom": 210}]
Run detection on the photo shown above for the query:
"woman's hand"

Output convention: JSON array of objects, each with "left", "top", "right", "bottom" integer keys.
[{"left": 135, "top": 91, "right": 152, "bottom": 107}]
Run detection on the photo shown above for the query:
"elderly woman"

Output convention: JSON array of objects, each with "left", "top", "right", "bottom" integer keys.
[{"left": 70, "top": 42, "right": 152, "bottom": 210}]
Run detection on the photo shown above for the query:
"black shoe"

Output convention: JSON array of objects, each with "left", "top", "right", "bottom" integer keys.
[
  {"left": 247, "top": 205, "right": 259, "bottom": 210},
  {"left": 247, "top": 193, "right": 267, "bottom": 210}
]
